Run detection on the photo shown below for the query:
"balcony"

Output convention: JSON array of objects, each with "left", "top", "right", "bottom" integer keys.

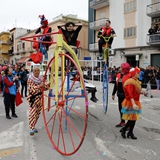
[
  {"left": 8, "top": 49, "right": 14, "bottom": 55},
  {"left": 89, "top": 43, "right": 99, "bottom": 52},
  {"left": 147, "top": 2, "right": 160, "bottom": 17},
  {"left": 0, "top": 40, "right": 10, "bottom": 45},
  {"left": 90, "top": 0, "right": 109, "bottom": 10},
  {"left": 147, "top": 33, "right": 160, "bottom": 45},
  {"left": 7, "top": 38, "right": 14, "bottom": 44},
  {"left": 90, "top": 18, "right": 108, "bottom": 30},
  {"left": 19, "top": 48, "right": 26, "bottom": 53},
  {"left": 0, "top": 50, "right": 9, "bottom": 54},
  {"left": 13, "top": 50, "right": 20, "bottom": 55},
  {"left": 27, "top": 47, "right": 34, "bottom": 53}
]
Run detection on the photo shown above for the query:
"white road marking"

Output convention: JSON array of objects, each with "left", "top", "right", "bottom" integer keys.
[
  {"left": 74, "top": 106, "right": 81, "bottom": 110},
  {"left": 94, "top": 137, "right": 116, "bottom": 159},
  {"left": 97, "top": 103, "right": 103, "bottom": 106},
  {"left": 89, "top": 104, "right": 96, "bottom": 108},
  {"left": 0, "top": 122, "right": 24, "bottom": 150},
  {"left": 27, "top": 111, "right": 37, "bottom": 160},
  {"left": 141, "top": 116, "right": 160, "bottom": 127},
  {"left": 0, "top": 113, "right": 5, "bottom": 116},
  {"left": 109, "top": 102, "right": 118, "bottom": 105},
  {"left": 152, "top": 98, "right": 159, "bottom": 100},
  {"left": 119, "top": 144, "right": 157, "bottom": 156},
  {"left": 143, "top": 99, "right": 151, "bottom": 101}
]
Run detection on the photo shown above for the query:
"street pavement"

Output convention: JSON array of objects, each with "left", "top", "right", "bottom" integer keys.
[{"left": 0, "top": 82, "right": 160, "bottom": 160}]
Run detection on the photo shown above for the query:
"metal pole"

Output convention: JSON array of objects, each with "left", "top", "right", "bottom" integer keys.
[
  {"left": 100, "top": 60, "right": 101, "bottom": 82},
  {"left": 92, "top": 52, "right": 94, "bottom": 84}
]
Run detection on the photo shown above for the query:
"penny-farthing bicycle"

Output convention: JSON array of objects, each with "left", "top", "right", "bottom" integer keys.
[
  {"left": 21, "top": 32, "right": 88, "bottom": 156},
  {"left": 102, "top": 36, "right": 112, "bottom": 114}
]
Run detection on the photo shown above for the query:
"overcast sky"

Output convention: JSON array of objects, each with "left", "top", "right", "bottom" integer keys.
[{"left": 0, "top": 0, "right": 88, "bottom": 32}]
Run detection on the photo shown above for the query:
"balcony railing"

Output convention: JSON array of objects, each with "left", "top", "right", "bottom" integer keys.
[
  {"left": 0, "top": 40, "right": 10, "bottom": 45},
  {"left": 89, "top": 43, "right": 99, "bottom": 52},
  {"left": 0, "top": 50, "right": 9, "bottom": 54},
  {"left": 19, "top": 48, "right": 26, "bottom": 53},
  {"left": 147, "top": 2, "right": 160, "bottom": 17},
  {"left": 90, "top": 0, "right": 109, "bottom": 10},
  {"left": 147, "top": 33, "right": 160, "bottom": 45},
  {"left": 27, "top": 47, "right": 34, "bottom": 52},
  {"left": 90, "top": 18, "right": 108, "bottom": 30}
]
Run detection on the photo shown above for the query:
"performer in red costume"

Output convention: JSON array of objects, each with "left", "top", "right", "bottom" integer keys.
[
  {"left": 35, "top": 15, "right": 52, "bottom": 51},
  {"left": 112, "top": 62, "right": 130, "bottom": 127},
  {"left": 30, "top": 15, "right": 52, "bottom": 63},
  {"left": 120, "top": 67, "right": 147, "bottom": 140}
]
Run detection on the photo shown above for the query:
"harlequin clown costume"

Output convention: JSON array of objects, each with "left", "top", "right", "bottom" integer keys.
[
  {"left": 27, "top": 73, "right": 49, "bottom": 136},
  {"left": 120, "top": 67, "right": 142, "bottom": 140}
]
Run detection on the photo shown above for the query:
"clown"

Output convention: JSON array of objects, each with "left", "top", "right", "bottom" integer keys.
[{"left": 120, "top": 67, "right": 147, "bottom": 140}]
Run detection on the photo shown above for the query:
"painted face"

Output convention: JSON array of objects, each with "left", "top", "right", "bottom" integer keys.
[
  {"left": 135, "top": 72, "right": 140, "bottom": 79},
  {"left": 33, "top": 67, "right": 40, "bottom": 78}
]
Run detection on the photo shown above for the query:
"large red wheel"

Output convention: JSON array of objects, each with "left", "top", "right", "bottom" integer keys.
[{"left": 42, "top": 53, "right": 89, "bottom": 156}]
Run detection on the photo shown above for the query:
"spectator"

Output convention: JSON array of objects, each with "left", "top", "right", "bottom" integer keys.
[
  {"left": 144, "top": 65, "right": 153, "bottom": 98},
  {"left": 148, "top": 27, "right": 154, "bottom": 35},
  {"left": 3, "top": 67, "right": 19, "bottom": 119},
  {"left": 19, "top": 65, "right": 29, "bottom": 98},
  {"left": 155, "top": 66, "right": 160, "bottom": 90}
]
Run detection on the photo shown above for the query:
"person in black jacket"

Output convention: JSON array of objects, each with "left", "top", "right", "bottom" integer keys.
[
  {"left": 155, "top": 66, "right": 160, "bottom": 90},
  {"left": 112, "top": 63, "right": 130, "bottom": 127},
  {"left": 57, "top": 21, "right": 82, "bottom": 47},
  {"left": 144, "top": 65, "right": 153, "bottom": 98},
  {"left": 57, "top": 22, "right": 82, "bottom": 68},
  {"left": 19, "top": 65, "right": 29, "bottom": 98}
]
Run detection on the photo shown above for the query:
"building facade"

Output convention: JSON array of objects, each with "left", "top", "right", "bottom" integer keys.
[
  {"left": 9, "top": 14, "right": 89, "bottom": 66},
  {"left": 88, "top": 0, "right": 160, "bottom": 68},
  {"left": 0, "top": 32, "right": 11, "bottom": 64}
]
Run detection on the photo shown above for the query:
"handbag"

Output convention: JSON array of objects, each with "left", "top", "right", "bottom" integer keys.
[{"left": 15, "top": 91, "right": 23, "bottom": 106}]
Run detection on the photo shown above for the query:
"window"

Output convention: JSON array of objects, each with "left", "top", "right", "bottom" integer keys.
[
  {"left": 17, "top": 44, "right": 21, "bottom": 50},
  {"left": 22, "top": 42, "right": 25, "bottom": 49},
  {"left": 124, "top": 26, "right": 136, "bottom": 38},
  {"left": 99, "top": 12, "right": 106, "bottom": 19},
  {"left": 124, "top": 0, "right": 137, "bottom": 13}
]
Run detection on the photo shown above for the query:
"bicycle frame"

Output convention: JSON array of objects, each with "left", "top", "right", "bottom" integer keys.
[
  {"left": 101, "top": 36, "right": 113, "bottom": 64},
  {"left": 52, "top": 34, "right": 84, "bottom": 102}
]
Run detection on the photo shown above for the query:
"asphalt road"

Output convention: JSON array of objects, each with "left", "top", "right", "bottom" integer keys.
[{"left": 0, "top": 82, "right": 160, "bottom": 160}]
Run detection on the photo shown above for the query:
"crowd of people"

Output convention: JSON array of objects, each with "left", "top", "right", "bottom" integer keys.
[{"left": 148, "top": 24, "right": 160, "bottom": 35}]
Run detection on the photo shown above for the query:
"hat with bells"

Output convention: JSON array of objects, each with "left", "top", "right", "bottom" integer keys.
[{"left": 39, "top": 14, "right": 48, "bottom": 26}]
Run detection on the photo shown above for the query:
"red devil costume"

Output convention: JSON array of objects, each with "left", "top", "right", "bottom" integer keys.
[
  {"left": 30, "top": 15, "right": 52, "bottom": 63},
  {"left": 35, "top": 15, "right": 52, "bottom": 51}
]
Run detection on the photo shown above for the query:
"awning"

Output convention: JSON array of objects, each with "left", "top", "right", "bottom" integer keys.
[{"left": 16, "top": 56, "right": 30, "bottom": 64}]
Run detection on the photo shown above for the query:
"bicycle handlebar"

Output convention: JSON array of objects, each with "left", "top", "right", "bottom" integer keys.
[{"left": 101, "top": 35, "right": 113, "bottom": 43}]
